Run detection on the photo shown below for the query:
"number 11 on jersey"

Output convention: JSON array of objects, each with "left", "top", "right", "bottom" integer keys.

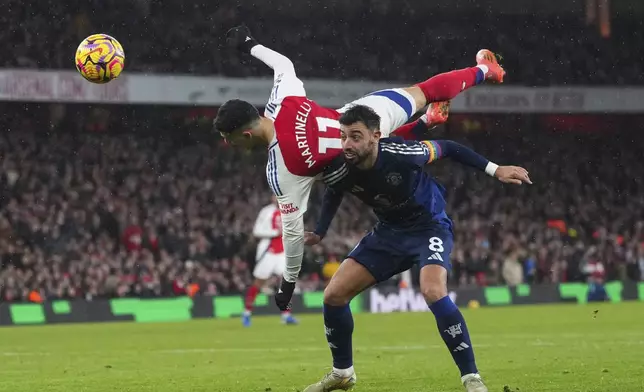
[{"left": 316, "top": 117, "right": 342, "bottom": 154}]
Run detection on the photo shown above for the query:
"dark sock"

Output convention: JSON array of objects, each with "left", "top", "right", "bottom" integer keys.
[
  {"left": 391, "top": 119, "right": 427, "bottom": 140},
  {"left": 429, "top": 296, "right": 478, "bottom": 376},
  {"left": 323, "top": 303, "right": 354, "bottom": 369}
]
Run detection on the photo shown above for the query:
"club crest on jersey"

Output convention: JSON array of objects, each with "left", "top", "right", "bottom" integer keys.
[{"left": 386, "top": 172, "right": 402, "bottom": 186}]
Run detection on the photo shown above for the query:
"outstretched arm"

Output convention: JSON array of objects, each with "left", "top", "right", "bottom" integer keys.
[
  {"left": 226, "top": 25, "right": 305, "bottom": 105},
  {"left": 421, "top": 140, "right": 532, "bottom": 184},
  {"left": 250, "top": 45, "right": 296, "bottom": 78},
  {"left": 268, "top": 172, "right": 316, "bottom": 311},
  {"left": 422, "top": 140, "right": 496, "bottom": 174},
  {"left": 280, "top": 209, "right": 306, "bottom": 282}
]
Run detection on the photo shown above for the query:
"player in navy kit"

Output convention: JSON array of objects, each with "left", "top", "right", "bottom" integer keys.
[
  {"left": 302, "top": 105, "right": 531, "bottom": 392},
  {"left": 217, "top": 25, "right": 505, "bottom": 313}
]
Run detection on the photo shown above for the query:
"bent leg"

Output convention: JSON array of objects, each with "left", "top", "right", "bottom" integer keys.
[
  {"left": 339, "top": 67, "right": 486, "bottom": 136},
  {"left": 404, "top": 66, "right": 487, "bottom": 114},
  {"left": 338, "top": 88, "right": 417, "bottom": 137}
]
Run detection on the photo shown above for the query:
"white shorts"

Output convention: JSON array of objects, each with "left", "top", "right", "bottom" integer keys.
[
  {"left": 337, "top": 88, "right": 417, "bottom": 137},
  {"left": 253, "top": 252, "right": 286, "bottom": 280}
]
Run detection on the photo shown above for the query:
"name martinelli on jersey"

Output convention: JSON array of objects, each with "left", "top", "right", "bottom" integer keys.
[{"left": 294, "top": 100, "right": 315, "bottom": 168}]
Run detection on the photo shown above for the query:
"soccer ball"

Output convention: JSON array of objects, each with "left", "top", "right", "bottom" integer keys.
[{"left": 75, "top": 34, "right": 125, "bottom": 84}]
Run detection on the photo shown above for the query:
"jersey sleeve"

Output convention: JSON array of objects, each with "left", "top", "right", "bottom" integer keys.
[
  {"left": 250, "top": 45, "right": 306, "bottom": 119},
  {"left": 266, "top": 147, "right": 317, "bottom": 283},
  {"left": 314, "top": 187, "right": 344, "bottom": 238},
  {"left": 381, "top": 138, "right": 493, "bottom": 172},
  {"left": 421, "top": 140, "right": 491, "bottom": 172},
  {"left": 276, "top": 175, "right": 315, "bottom": 283},
  {"left": 380, "top": 138, "right": 434, "bottom": 167}
]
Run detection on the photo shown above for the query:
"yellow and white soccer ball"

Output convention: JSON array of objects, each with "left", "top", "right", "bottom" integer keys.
[{"left": 75, "top": 34, "right": 125, "bottom": 84}]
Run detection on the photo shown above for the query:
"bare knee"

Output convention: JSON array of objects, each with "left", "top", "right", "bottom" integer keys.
[
  {"left": 420, "top": 265, "right": 448, "bottom": 305},
  {"left": 421, "top": 284, "right": 448, "bottom": 305},
  {"left": 403, "top": 86, "right": 427, "bottom": 114},
  {"left": 323, "top": 258, "right": 376, "bottom": 306},
  {"left": 323, "top": 285, "right": 351, "bottom": 307}
]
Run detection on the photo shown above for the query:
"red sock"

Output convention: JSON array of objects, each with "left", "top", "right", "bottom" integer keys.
[
  {"left": 245, "top": 285, "right": 260, "bottom": 312},
  {"left": 416, "top": 67, "right": 480, "bottom": 103},
  {"left": 392, "top": 119, "right": 425, "bottom": 141}
]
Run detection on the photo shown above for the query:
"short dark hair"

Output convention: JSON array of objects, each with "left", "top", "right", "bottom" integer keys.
[
  {"left": 338, "top": 105, "right": 380, "bottom": 131},
  {"left": 213, "top": 99, "right": 260, "bottom": 134}
]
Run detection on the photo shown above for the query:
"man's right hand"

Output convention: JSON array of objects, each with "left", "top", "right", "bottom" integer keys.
[
  {"left": 225, "top": 25, "right": 259, "bottom": 53},
  {"left": 494, "top": 166, "right": 532, "bottom": 185},
  {"left": 304, "top": 231, "right": 322, "bottom": 246}
]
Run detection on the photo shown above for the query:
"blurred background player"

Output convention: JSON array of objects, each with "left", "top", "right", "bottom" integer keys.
[
  {"left": 216, "top": 25, "right": 504, "bottom": 312},
  {"left": 303, "top": 105, "right": 531, "bottom": 392},
  {"left": 244, "top": 196, "right": 298, "bottom": 326}
]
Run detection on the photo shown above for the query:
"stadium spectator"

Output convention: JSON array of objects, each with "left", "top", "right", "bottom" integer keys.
[
  {"left": 1, "top": 104, "right": 643, "bottom": 302},
  {"left": 1, "top": 0, "right": 642, "bottom": 85}
]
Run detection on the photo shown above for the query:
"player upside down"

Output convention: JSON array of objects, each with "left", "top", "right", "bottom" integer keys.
[
  {"left": 302, "top": 105, "right": 531, "bottom": 392},
  {"left": 215, "top": 25, "right": 505, "bottom": 313}
]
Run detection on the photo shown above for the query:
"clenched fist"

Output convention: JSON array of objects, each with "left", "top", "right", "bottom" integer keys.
[
  {"left": 225, "top": 25, "right": 258, "bottom": 53},
  {"left": 274, "top": 279, "right": 296, "bottom": 311}
]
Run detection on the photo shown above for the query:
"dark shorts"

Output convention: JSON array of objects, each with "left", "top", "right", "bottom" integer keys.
[{"left": 348, "top": 223, "right": 454, "bottom": 283}]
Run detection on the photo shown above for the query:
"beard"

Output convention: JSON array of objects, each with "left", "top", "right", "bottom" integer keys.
[{"left": 344, "top": 141, "right": 374, "bottom": 166}]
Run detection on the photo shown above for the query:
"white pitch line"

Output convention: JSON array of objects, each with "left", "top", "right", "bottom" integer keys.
[
  {"left": 0, "top": 352, "right": 51, "bottom": 356},
  {"left": 157, "top": 343, "right": 506, "bottom": 354},
  {"left": 157, "top": 345, "right": 435, "bottom": 354},
  {"left": 3, "top": 340, "right": 644, "bottom": 357},
  {"left": 154, "top": 339, "right": 644, "bottom": 354}
]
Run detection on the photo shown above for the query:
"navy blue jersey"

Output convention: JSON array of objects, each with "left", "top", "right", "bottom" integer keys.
[
  {"left": 315, "top": 137, "right": 496, "bottom": 282},
  {"left": 320, "top": 137, "right": 452, "bottom": 231}
]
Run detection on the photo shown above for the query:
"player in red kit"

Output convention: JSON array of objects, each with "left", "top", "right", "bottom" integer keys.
[
  {"left": 215, "top": 25, "right": 505, "bottom": 312},
  {"left": 243, "top": 196, "right": 298, "bottom": 326}
]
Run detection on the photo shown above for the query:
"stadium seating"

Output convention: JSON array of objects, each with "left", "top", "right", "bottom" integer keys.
[
  {"left": 2, "top": 0, "right": 642, "bottom": 85},
  {"left": 1, "top": 105, "right": 642, "bottom": 302}
]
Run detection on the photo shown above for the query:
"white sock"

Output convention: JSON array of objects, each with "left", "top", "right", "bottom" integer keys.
[
  {"left": 461, "top": 373, "right": 481, "bottom": 383},
  {"left": 476, "top": 64, "right": 489, "bottom": 75},
  {"left": 333, "top": 366, "right": 354, "bottom": 377}
]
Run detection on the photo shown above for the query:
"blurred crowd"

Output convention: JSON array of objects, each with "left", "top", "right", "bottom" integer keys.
[
  {"left": 1, "top": 104, "right": 643, "bottom": 303},
  {"left": 2, "top": 0, "right": 642, "bottom": 85}
]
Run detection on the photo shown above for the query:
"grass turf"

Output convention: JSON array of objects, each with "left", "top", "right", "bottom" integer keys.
[{"left": 0, "top": 302, "right": 642, "bottom": 391}]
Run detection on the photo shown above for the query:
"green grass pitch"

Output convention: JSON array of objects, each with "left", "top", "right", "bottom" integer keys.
[{"left": 1, "top": 302, "right": 643, "bottom": 391}]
